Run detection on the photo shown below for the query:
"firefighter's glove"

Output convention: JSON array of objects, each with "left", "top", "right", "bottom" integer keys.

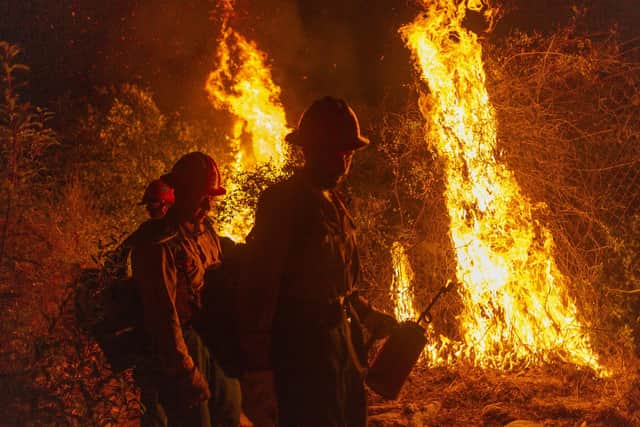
[
  {"left": 177, "top": 366, "right": 211, "bottom": 409},
  {"left": 348, "top": 292, "right": 397, "bottom": 340},
  {"left": 366, "top": 309, "right": 398, "bottom": 340}
]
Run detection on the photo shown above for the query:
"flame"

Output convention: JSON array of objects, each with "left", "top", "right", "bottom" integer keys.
[
  {"left": 390, "top": 242, "right": 453, "bottom": 366},
  {"left": 400, "top": 1, "right": 606, "bottom": 374},
  {"left": 206, "top": 1, "right": 291, "bottom": 241},
  {"left": 390, "top": 242, "right": 419, "bottom": 322}
]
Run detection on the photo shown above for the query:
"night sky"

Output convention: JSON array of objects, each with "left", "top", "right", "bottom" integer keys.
[{"left": 2, "top": 0, "right": 639, "bottom": 122}]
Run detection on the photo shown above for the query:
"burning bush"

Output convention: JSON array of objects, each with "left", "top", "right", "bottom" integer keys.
[{"left": 486, "top": 23, "right": 640, "bottom": 359}]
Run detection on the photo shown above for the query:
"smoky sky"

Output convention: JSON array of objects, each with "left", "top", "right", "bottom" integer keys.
[{"left": 2, "top": 0, "right": 639, "bottom": 124}]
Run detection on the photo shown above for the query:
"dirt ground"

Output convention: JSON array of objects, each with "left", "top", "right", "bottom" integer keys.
[
  {"left": 240, "top": 359, "right": 640, "bottom": 427},
  {"left": 368, "top": 364, "right": 640, "bottom": 427}
]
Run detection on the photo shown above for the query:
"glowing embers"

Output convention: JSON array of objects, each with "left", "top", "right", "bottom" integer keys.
[
  {"left": 205, "top": 1, "right": 291, "bottom": 242},
  {"left": 400, "top": 0, "right": 605, "bottom": 374}
]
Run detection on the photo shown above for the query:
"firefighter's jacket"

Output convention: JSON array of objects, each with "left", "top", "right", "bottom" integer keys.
[
  {"left": 105, "top": 219, "right": 156, "bottom": 281},
  {"left": 239, "top": 170, "right": 369, "bottom": 367},
  {"left": 131, "top": 217, "right": 222, "bottom": 378}
]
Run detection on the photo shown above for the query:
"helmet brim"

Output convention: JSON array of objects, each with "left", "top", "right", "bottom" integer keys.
[
  {"left": 285, "top": 130, "right": 370, "bottom": 151},
  {"left": 344, "top": 135, "right": 370, "bottom": 150},
  {"left": 207, "top": 186, "right": 226, "bottom": 196}
]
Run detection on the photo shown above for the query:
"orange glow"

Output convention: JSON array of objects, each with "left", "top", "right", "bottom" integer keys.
[
  {"left": 205, "top": 0, "right": 291, "bottom": 242},
  {"left": 390, "top": 242, "right": 454, "bottom": 366},
  {"left": 390, "top": 242, "right": 418, "bottom": 323},
  {"left": 399, "top": 0, "right": 606, "bottom": 375}
]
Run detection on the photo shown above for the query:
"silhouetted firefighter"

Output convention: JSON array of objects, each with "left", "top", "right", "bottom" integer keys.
[
  {"left": 238, "top": 97, "right": 397, "bottom": 427},
  {"left": 77, "top": 178, "right": 176, "bottom": 374},
  {"left": 131, "top": 152, "right": 241, "bottom": 427},
  {"left": 103, "top": 178, "right": 175, "bottom": 280}
]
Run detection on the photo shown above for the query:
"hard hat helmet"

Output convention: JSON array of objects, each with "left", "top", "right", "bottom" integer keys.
[
  {"left": 139, "top": 179, "right": 175, "bottom": 206},
  {"left": 161, "top": 152, "right": 226, "bottom": 198},
  {"left": 285, "top": 96, "right": 370, "bottom": 151}
]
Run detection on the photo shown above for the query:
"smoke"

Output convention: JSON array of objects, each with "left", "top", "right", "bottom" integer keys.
[
  {"left": 101, "top": 0, "right": 222, "bottom": 117},
  {"left": 4, "top": 0, "right": 638, "bottom": 121},
  {"left": 233, "top": 0, "right": 418, "bottom": 124},
  {"left": 96, "top": 0, "right": 418, "bottom": 123}
]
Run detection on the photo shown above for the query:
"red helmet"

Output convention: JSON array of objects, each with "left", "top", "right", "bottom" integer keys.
[
  {"left": 161, "top": 152, "right": 226, "bottom": 198},
  {"left": 139, "top": 179, "right": 175, "bottom": 206}
]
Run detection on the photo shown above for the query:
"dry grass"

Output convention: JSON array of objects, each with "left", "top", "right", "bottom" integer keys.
[{"left": 369, "top": 363, "right": 639, "bottom": 426}]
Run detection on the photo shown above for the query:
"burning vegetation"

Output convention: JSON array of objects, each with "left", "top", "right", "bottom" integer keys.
[
  {"left": 401, "top": 0, "right": 604, "bottom": 374},
  {"left": 1, "top": 0, "right": 640, "bottom": 425},
  {"left": 205, "top": 0, "right": 292, "bottom": 242}
]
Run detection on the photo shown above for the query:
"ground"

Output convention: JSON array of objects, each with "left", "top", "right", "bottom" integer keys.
[
  {"left": 239, "top": 360, "right": 639, "bottom": 426},
  {"left": 2, "top": 268, "right": 639, "bottom": 426},
  {"left": 368, "top": 364, "right": 639, "bottom": 426}
]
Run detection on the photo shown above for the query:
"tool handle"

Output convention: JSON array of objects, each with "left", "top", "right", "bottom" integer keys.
[{"left": 416, "top": 279, "right": 456, "bottom": 325}]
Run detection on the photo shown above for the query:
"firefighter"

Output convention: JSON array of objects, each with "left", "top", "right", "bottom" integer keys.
[
  {"left": 239, "top": 97, "right": 397, "bottom": 427},
  {"left": 131, "top": 152, "right": 242, "bottom": 427},
  {"left": 104, "top": 179, "right": 174, "bottom": 280},
  {"left": 88, "top": 180, "right": 175, "bottom": 373},
  {"left": 139, "top": 179, "right": 175, "bottom": 219}
]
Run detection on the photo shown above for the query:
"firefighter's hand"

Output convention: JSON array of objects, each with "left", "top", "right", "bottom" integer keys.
[
  {"left": 367, "top": 310, "right": 398, "bottom": 340},
  {"left": 178, "top": 366, "right": 211, "bottom": 408}
]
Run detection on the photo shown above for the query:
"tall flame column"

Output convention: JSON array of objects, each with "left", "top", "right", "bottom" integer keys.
[
  {"left": 206, "top": 0, "right": 291, "bottom": 242},
  {"left": 400, "top": 0, "right": 604, "bottom": 374}
]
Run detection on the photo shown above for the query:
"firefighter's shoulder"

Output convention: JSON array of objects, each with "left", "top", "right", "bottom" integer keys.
[
  {"left": 133, "top": 218, "right": 179, "bottom": 246},
  {"left": 258, "top": 173, "right": 303, "bottom": 208}
]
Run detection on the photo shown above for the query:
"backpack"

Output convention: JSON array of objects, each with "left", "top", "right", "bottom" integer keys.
[
  {"left": 192, "top": 229, "right": 247, "bottom": 378},
  {"left": 75, "top": 233, "right": 148, "bottom": 372}
]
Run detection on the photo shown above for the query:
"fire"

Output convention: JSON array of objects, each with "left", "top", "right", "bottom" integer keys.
[
  {"left": 390, "top": 242, "right": 452, "bottom": 366},
  {"left": 400, "top": 1, "right": 606, "bottom": 374},
  {"left": 390, "top": 242, "right": 419, "bottom": 322},
  {"left": 205, "top": 0, "right": 291, "bottom": 241}
]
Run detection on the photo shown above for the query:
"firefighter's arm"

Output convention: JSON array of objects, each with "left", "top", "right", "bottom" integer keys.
[
  {"left": 236, "top": 188, "right": 293, "bottom": 369},
  {"left": 132, "top": 243, "right": 211, "bottom": 405},
  {"left": 349, "top": 291, "right": 398, "bottom": 339}
]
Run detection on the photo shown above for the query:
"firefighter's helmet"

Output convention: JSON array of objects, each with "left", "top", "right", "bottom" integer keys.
[
  {"left": 139, "top": 179, "right": 175, "bottom": 206},
  {"left": 285, "top": 96, "right": 369, "bottom": 151},
  {"left": 161, "top": 152, "right": 226, "bottom": 198}
]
